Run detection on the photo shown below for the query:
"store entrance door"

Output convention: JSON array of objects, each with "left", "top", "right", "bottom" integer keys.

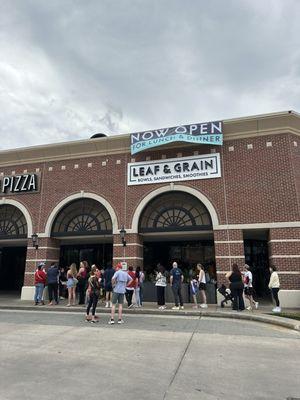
[
  {"left": 143, "top": 239, "right": 216, "bottom": 303},
  {"left": 0, "top": 247, "right": 27, "bottom": 292}
]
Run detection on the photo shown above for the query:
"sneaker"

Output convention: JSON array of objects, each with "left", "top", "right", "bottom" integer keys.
[
  {"left": 66, "top": 304, "right": 71, "bottom": 307},
  {"left": 162, "top": 305, "right": 167, "bottom": 309},
  {"left": 180, "top": 306, "right": 184, "bottom": 310},
  {"left": 108, "top": 319, "right": 115, "bottom": 325},
  {"left": 117, "top": 319, "right": 124, "bottom": 324},
  {"left": 255, "top": 302, "right": 259, "bottom": 309},
  {"left": 246, "top": 306, "right": 252, "bottom": 311},
  {"left": 128, "top": 304, "right": 134, "bottom": 309},
  {"left": 49, "top": 301, "right": 53, "bottom": 306},
  {"left": 105, "top": 302, "right": 109, "bottom": 308},
  {"left": 35, "top": 302, "right": 38, "bottom": 306},
  {"left": 90, "top": 320, "right": 97, "bottom": 324},
  {"left": 158, "top": 306, "right": 163, "bottom": 310},
  {"left": 272, "top": 307, "right": 281, "bottom": 313},
  {"left": 172, "top": 306, "right": 180, "bottom": 310},
  {"left": 109, "top": 301, "right": 112, "bottom": 308},
  {"left": 200, "top": 304, "right": 208, "bottom": 308}
]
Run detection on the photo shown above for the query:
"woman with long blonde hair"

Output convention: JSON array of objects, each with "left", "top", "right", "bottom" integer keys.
[{"left": 66, "top": 263, "right": 78, "bottom": 306}]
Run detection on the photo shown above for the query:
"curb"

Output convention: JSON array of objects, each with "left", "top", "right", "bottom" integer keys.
[{"left": 0, "top": 305, "right": 299, "bottom": 332}]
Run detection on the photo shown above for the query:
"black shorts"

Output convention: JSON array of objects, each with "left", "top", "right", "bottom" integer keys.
[
  {"left": 244, "top": 287, "right": 253, "bottom": 296},
  {"left": 199, "top": 283, "right": 206, "bottom": 290},
  {"left": 105, "top": 285, "right": 113, "bottom": 292}
]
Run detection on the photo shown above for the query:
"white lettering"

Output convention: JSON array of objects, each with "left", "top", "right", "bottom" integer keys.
[
  {"left": 2, "top": 177, "right": 10, "bottom": 193},
  {"left": 200, "top": 124, "right": 208, "bottom": 134},
  {"left": 175, "top": 126, "right": 187, "bottom": 134},
  {"left": 27, "top": 174, "right": 37, "bottom": 191},
  {"left": 211, "top": 121, "right": 222, "bottom": 134},
  {"left": 142, "top": 131, "right": 154, "bottom": 140}
]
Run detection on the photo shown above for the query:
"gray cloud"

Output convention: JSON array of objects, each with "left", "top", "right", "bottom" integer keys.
[{"left": 0, "top": 0, "right": 300, "bottom": 150}]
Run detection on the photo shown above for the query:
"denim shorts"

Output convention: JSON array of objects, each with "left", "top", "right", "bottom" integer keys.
[{"left": 112, "top": 292, "right": 125, "bottom": 305}]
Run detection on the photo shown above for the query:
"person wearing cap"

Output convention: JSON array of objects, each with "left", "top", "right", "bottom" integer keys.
[
  {"left": 108, "top": 262, "right": 133, "bottom": 325},
  {"left": 34, "top": 263, "right": 47, "bottom": 305}
]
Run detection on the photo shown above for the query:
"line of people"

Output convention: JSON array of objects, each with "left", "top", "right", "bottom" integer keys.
[
  {"left": 224, "top": 263, "right": 281, "bottom": 313},
  {"left": 33, "top": 259, "right": 282, "bottom": 324}
]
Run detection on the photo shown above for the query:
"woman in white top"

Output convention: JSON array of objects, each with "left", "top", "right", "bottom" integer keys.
[
  {"left": 155, "top": 265, "right": 167, "bottom": 309},
  {"left": 197, "top": 263, "right": 208, "bottom": 309},
  {"left": 243, "top": 264, "right": 259, "bottom": 311},
  {"left": 268, "top": 265, "right": 281, "bottom": 312}
]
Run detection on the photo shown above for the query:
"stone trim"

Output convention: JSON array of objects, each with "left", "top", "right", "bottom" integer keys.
[
  {"left": 215, "top": 256, "right": 244, "bottom": 259},
  {"left": 269, "top": 239, "right": 300, "bottom": 243},
  {"left": 215, "top": 240, "right": 243, "bottom": 244},
  {"left": 269, "top": 255, "right": 300, "bottom": 258}
]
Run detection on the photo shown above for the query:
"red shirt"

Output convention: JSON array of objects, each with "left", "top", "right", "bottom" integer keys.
[
  {"left": 126, "top": 271, "right": 137, "bottom": 289},
  {"left": 34, "top": 269, "right": 47, "bottom": 285}
]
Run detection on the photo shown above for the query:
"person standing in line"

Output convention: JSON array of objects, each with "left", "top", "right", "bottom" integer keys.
[
  {"left": 47, "top": 262, "right": 59, "bottom": 305},
  {"left": 109, "top": 263, "right": 133, "bottom": 325},
  {"left": 155, "top": 265, "right": 167, "bottom": 309},
  {"left": 134, "top": 266, "right": 141, "bottom": 307},
  {"left": 136, "top": 266, "right": 144, "bottom": 306},
  {"left": 34, "top": 263, "right": 47, "bottom": 305},
  {"left": 190, "top": 266, "right": 199, "bottom": 309},
  {"left": 77, "top": 261, "right": 88, "bottom": 305},
  {"left": 59, "top": 267, "right": 68, "bottom": 299},
  {"left": 125, "top": 266, "right": 136, "bottom": 308},
  {"left": 103, "top": 264, "right": 115, "bottom": 308},
  {"left": 170, "top": 261, "right": 184, "bottom": 310},
  {"left": 67, "top": 263, "right": 78, "bottom": 307},
  {"left": 268, "top": 265, "right": 281, "bottom": 313},
  {"left": 226, "top": 264, "right": 245, "bottom": 311},
  {"left": 243, "top": 264, "right": 259, "bottom": 311},
  {"left": 198, "top": 264, "right": 208, "bottom": 309},
  {"left": 85, "top": 265, "right": 101, "bottom": 323}
]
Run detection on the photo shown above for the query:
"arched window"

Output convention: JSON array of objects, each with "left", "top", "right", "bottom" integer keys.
[
  {"left": 0, "top": 205, "right": 27, "bottom": 238},
  {"left": 51, "top": 198, "right": 112, "bottom": 237},
  {"left": 139, "top": 191, "right": 212, "bottom": 233}
]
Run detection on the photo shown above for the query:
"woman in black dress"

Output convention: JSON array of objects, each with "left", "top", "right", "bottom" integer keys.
[{"left": 226, "top": 263, "right": 245, "bottom": 311}]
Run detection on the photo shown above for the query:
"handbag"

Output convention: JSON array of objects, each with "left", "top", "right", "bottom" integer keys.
[{"left": 73, "top": 277, "right": 78, "bottom": 285}]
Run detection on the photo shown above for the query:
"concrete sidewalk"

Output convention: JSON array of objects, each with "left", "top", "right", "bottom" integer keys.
[{"left": 0, "top": 293, "right": 299, "bottom": 331}]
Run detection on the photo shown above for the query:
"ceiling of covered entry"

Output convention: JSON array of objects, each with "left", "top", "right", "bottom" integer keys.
[
  {"left": 0, "top": 205, "right": 27, "bottom": 239},
  {"left": 139, "top": 191, "right": 212, "bottom": 233},
  {"left": 51, "top": 198, "right": 112, "bottom": 237}
]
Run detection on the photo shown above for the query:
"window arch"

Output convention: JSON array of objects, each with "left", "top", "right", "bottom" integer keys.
[
  {"left": 139, "top": 191, "right": 212, "bottom": 233},
  {"left": 0, "top": 205, "right": 27, "bottom": 239},
  {"left": 51, "top": 198, "right": 112, "bottom": 237}
]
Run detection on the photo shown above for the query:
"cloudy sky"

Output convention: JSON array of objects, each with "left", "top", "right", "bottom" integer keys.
[{"left": 1, "top": 0, "right": 300, "bottom": 150}]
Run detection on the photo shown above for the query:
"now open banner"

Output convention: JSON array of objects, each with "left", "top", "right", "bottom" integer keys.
[{"left": 130, "top": 121, "right": 223, "bottom": 154}]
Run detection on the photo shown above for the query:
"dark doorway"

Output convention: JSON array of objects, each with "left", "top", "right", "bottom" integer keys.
[
  {"left": 244, "top": 233, "right": 270, "bottom": 298},
  {"left": 60, "top": 243, "right": 113, "bottom": 269},
  {"left": 0, "top": 247, "right": 27, "bottom": 291},
  {"left": 144, "top": 240, "right": 215, "bottom": 277},
  {"left": 143, "top": 240, "right": 216, "bottom": 303}
]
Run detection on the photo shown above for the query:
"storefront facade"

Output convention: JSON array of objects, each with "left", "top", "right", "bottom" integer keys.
[{"left": 0, "top": 111, "right": 299, "bottom": 306}]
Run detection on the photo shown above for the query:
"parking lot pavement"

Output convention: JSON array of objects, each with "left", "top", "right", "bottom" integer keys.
[{"left": 0, "top": 310, "right": 299, "bottom": 400}]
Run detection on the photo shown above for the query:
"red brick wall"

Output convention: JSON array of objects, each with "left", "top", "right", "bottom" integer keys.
[{"left": 1, "top": 132, "right": 299, "bottom": 290}]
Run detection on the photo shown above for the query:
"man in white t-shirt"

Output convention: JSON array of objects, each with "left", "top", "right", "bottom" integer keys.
[
  {"left": 108, "top": 263, "right": 132, "bottom": 325},
  {"left": 243, "top": 264, "right": 259, "bottom": 311}
]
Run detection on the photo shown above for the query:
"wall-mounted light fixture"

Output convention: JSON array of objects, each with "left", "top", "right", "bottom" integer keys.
[
  {"left": 119, "top": 225, "right": 126, "bottom": 247},
  {"left": 31, "top": 232, "right": 39, "bottom": 250}
]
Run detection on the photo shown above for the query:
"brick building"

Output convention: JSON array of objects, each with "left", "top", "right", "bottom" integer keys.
[{"left": 0, "top": 111, "right": 299, "bottom": 306}]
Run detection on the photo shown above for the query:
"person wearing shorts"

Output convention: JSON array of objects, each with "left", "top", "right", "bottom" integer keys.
[
  {"left": 109, "top": 263, "right": 133, "bottom": 325},
  {"left": 243, "top": 264, "right": 258, "bottom": 311}
]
